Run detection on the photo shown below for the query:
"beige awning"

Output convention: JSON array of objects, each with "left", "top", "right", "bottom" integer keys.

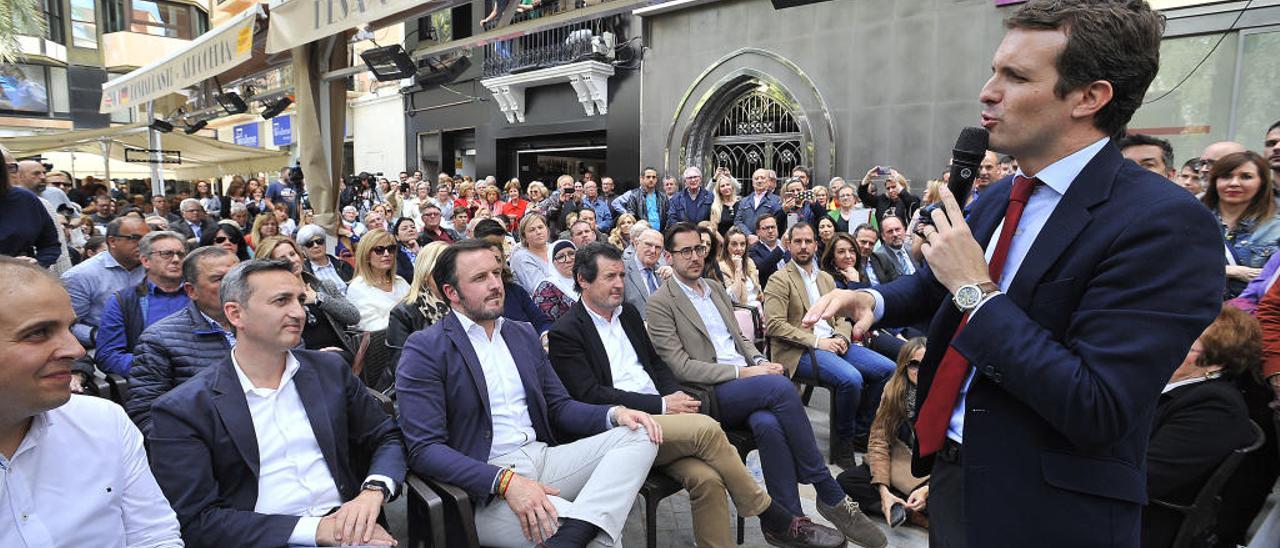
[
  {"left": 0, "top": 123, "right": 288, "bottom": 179},
  {"left": 100, "top": 7, "right": 262, "bottom": 113}
]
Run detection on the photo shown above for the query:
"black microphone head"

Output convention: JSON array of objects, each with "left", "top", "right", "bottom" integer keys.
[{"left": 952, "top": 127, "right": 989, "bottom": 164}]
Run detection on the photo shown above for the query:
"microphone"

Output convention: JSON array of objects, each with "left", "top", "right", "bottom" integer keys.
[{"left": 919, "top": 127, "right": 989, "bottom": 226}]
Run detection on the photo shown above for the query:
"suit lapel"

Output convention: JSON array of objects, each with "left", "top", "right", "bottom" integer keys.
[
  {"left": 442, "top": 313, "right": 492, "bottom": 412},
  {"left": 210, "top": 358, "right": 261, "bottom": 477},
  {"left": 1004, "top": 144, "right": 1117, "bottom": 306},
  {"left": 292, "top": 356, "right": 343, "bottom": 485},
  {"left": 503, "top": 321, "right": 549, "bottom": 433},
  {"left": 668, "top": 282, "right": 713, "bottom": 341},
  {"left": 574, "top": 303, "right": 615, "bottom": 384}
]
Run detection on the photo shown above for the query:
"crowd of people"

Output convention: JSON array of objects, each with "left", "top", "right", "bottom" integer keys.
[{"left": 4, "top": 22, "right": 1280, "bottom": 548}]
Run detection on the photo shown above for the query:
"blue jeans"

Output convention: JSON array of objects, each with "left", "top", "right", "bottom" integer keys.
[
  {"left": 714, "top": 374, "right": 832, "bottom": 517},
  {"left": 796, "top": 345, "right": 895, "bottom": 441}
]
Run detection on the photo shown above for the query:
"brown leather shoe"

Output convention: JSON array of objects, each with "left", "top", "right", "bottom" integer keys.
[{"left": 764, "top": 516, "right": 848, "bottom": 548}]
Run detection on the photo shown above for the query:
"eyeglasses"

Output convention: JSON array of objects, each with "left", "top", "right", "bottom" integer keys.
[
  {"left": 149, "top": 250, "right": 186, "bottom": 260},
  {"left": 50, "top": 181, "right": 71, "bottom": 188},
  {"left": 302, "top": 239, "right": 325, "bottom": 248},
  {"left": 422, "top": 212, "right": 440, "bottom": 217},
  {"left": 214, "top": 236, "right": 231, "bottom": 244},
  {"left": 554, "top": 253, "right": 575, "bottom": 263},
  {"left": 5, "top": 163, "right": 16, "bottom": 173},
  {"left": 672, "top": 244, "right": 710, "bottom": 259},
  {"left": 113, "top": 234, "right": 144, "bottom": 241},
  {"left": 370, "top": 245, "right": 396, "bottom": 256},
  {"left": 182, "top": 209, "right": 202, "bottom": 214},
  {"left": 906, "top": 360, "right": 921, "bottom": 370}
]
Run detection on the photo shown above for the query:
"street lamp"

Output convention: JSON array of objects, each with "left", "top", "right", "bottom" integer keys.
[{"left": 361, "top": 44, "right": 417, "bottom": 81}]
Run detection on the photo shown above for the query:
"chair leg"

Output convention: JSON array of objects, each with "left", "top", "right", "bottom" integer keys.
[
  {"left": 737, "top": 515, "right": 746, "bottom": 545},
  {"left": 646, "top": 495, "right": 658, "bottom": 548},
  {"left": 828, "top": 387, "right": 838, "bottom": 464},
  {"left": 802, "top": 384, "right": 815, "bottom": 406}
]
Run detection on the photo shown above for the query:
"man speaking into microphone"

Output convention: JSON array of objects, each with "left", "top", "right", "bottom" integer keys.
[{"left": 806, "top": 1, "right": 1223, "bottom": 546}]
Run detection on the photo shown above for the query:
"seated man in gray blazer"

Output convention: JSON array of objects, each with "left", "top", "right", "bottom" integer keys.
[{"left": 622, "top": 228, "right": 668, "bottom": 319}]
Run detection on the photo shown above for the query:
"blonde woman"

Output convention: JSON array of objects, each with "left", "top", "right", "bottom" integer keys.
[
  {"left": 510, "top": 212, "right": 552, "bottom": 293},
  {"left": 387, "top": 241, "right": 451, "bottom": 365},
  {"left": 709, "top": 175, "right": 740, "bottom": 236},
  {"left": 609, "top": 213, "right": 637, "bottom": 249},
  {"left": 345, "top": 229, "right": 410, "bottom": 331},
  {"left": 248, "top": 212, "right": 279, "bottom": 250},
  {"left": 254, "top": 236, "right": 360, "bottom": 356}
]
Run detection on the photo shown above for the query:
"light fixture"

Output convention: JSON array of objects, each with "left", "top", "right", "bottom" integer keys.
[
  {"left": 415, "top": 54, "right": 472, "bottom": 89},
  {"left": 362, "top": 44, "right": 417, "bottom": 81},
  {"left": 216, "top": 91, "right": 248, "bottom": 115},
  {"left": 184, "top": 119, "right": 208, "bottom": 134},
  {"left": 260, "top": 96, "right": 293, "bottom": 119},
  {"left": 148, "top": 119, "right": 174, "bottom": 133}
]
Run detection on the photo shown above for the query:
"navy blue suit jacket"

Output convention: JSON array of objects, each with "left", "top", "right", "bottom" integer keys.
[
  {"left": 148, "top": 350, "right": 406, "bottom": 548},
  {"left": 395, "top": 312, "right": 613, "bottom": 500},
  {"left": 876, "top": 142, "right": 1224, "bottom": 546}
]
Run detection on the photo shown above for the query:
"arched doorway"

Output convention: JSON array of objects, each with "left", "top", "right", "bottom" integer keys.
[{"left": 680, "top": 75, "right": 813, "bottom": 192}]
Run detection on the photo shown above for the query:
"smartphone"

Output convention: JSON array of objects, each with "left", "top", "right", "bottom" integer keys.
[
  {"left": 890, "top": 503, "right": 907, "bottom": 527},
  {"left": 876, "top": 166, "right": 892, "bottom": 176},
  {"left": 801, "top": 189, "right": 814, "bottom": 203}
]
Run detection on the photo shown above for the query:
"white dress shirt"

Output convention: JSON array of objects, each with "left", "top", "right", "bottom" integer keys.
[
  {"left": 455, "top": 312, "right": 539, "bottom": 460},
  {"left": 0, "top": 396, "right": 182, "bottom": 548},
  {"left": 675, "top": 278, "right": 749, "bottom": 368},
  {"left": 585, "top": 305, "right": 660, "bottom": 397},
  {"left": 232, "top": 351, "right": 395, "bottom": 546},
  {"left": 865, "top": 137, "right": 1109, "bottom": 444},
  {"left": 795, "top": 261, "right": 836, "bottom": 342},
  {"left": 347, "top": 277, "right": 410, "bottom": 331}
]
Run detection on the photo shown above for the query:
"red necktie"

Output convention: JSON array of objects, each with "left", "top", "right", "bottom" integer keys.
[{"left": 915, "top": 176, "right": 1039, "bottom": 456}]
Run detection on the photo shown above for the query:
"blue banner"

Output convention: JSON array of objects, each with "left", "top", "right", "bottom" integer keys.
[
  {"left": 272, "top": 115, "right": 293, "bottom": 146},
  {"left": 233, "top": 123, "right": 259, "bottom": 148}
]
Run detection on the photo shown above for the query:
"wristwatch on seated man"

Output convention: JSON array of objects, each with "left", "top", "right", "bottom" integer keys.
[
  {"left": 953, "top": 281, "right": 1000, "bottom": 313},
  {"left": 361, "top": 479, "right": 394, "bottom": 503}
]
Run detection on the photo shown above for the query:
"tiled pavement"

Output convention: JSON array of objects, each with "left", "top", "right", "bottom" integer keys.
[{"left": 387, "top": 388, "right": 930, "bottom": 547}]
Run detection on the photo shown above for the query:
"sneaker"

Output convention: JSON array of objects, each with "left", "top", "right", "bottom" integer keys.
[
  {"left": 816, "top": 496, "right": 888, "bottom": 548},
  {"left": 764, "top": 516, "right": 848, "bottom": 548}
]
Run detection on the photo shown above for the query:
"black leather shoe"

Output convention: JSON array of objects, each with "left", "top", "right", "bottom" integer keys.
[
  {"left": 764, "top": 516, "right": 848, "bottom": 548},
  {"left": 832, "top": 438, "right": 859, "bottom": 469}
]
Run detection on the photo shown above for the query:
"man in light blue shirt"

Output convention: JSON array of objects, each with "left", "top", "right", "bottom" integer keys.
[{"left": 61, "top": 216, "right": 149, "bottom": 347}]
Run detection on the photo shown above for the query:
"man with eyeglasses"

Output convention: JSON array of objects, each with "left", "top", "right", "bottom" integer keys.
[
  {"left": 60, "top": 216, "right": 150, "bottom": 348},
  {"left": 417, "top": 203, "right": 458, "bottom": 245},
  {"left": 94, "top": 231, "right": 190, "bottom": 376},
  {"left": 646, "top": 223, "right": 889, "bottom": 548},
  {"left": 749, "top": 215, "right": 789, "bottom": 289},
  {"left": 666, "top": 166, "right": 714, "bottom": 227},
  {"left": 172, "top": 198, "right": 217, "bottom": 245},
  {"left": 623, "top": 228, "right": 667, "bottom": 319},
  {"left": 1198, "top": 141, "right": 1247, "bottom": 181}
]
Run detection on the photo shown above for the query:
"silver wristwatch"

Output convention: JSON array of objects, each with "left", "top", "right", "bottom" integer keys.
[{"left": 953, "top": 282, "right": 999, "bottom": 313}]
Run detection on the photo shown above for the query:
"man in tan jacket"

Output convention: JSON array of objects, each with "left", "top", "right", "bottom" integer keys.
[
  {"left": 646, "top": 222, "right": 887, "bottom": 548},
  {"left": 763, "top": 222, "right": 896, "bottom": 466}
]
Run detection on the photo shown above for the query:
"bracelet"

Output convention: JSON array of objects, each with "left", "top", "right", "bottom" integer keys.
[{"left": 497, "top": 468, "right": 515, "bottom": 498}]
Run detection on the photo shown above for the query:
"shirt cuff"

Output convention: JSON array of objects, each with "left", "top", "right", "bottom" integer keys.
[
  {"left": 288, "top": 516, "right": 322, "bottom": 546},
  {"left": 365, "top": 474, "right": 397, "bottom": 499},
  {"left": 607, "top": 405, "right": 620, "bottom": 428},
  {"left": 969, "top": 291, "right": 1003, "bottom": 318},
  {"left": 859, "top": 289, "right": 885, "bottom": 322}
]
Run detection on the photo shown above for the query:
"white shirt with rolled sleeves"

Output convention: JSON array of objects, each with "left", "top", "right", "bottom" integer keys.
[
  {"left": 864, "top": 137, "right": 1108, "bottom": 443},
  {"left": 0, "top": 395, "right": 183, "bottom": 548}
]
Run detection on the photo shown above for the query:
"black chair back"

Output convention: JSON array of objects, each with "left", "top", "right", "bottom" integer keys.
[{"left": 1151, "top": 420, "right": 1266, "bottom": 548}]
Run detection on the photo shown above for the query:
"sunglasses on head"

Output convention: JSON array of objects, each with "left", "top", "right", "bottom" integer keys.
[{"left": 371, "top": 245, "right": 396, "bottom": 255}]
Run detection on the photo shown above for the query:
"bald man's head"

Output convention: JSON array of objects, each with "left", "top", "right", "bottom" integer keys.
[
  {"left": 16, "top": 160, "right": 46, "bottom": 192},
  {"left": 1200, "top": 141, "right": 1248, "bottom": 178}
]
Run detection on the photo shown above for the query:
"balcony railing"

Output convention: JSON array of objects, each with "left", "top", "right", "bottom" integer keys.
[{"left": 481, "top": 11, "right": 622, "bottom": 79}]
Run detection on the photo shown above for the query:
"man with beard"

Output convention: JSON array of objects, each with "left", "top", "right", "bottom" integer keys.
[{"left": 1263, "top": 120, "right": 1280, "bottom": 187}]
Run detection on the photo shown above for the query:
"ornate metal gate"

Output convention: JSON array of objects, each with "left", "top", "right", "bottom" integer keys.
[{"left": 710, "top": 91, "right": 804, "bottom": 190}]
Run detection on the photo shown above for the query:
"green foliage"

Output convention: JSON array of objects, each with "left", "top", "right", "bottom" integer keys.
[{"left": 0, "top": 0, "right": 47, "bottom": 65}]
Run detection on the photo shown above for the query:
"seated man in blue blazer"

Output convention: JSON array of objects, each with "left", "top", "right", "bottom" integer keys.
[
  {"left": 148, "top": 259, "right": 406, "bottom": 548},
  {"left": 397, "top": 239, "right": 662, "bottom": 548}
]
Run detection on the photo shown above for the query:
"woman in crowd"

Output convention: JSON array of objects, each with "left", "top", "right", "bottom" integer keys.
[
  {"left": 838, "top": 338, "right": 931, "bottom": 528},
  {"left": 363, "top": 210, "right": 388, "bottom": 233},
  {"left": 273, "top": 202, "right": 296, "bottom": 237},
  {"left": 222, "top": 177, "right": 247, "bottom": 220},
  {"left": 1143, "top": 305, "right": 1259, "bottom": 547},
  {"left": 387, "top": 241, "right": 451, "bottom": 367},
  {"left": 527, "top": 181, "right": 551, "bottom": 216},
  {"left": 532, "top": 240, "right": 578, "bottom": 322},
  {"left": 709, "top": 175, "right": 740, "bottom": 236},
  {"left": 813, "top": 185, "right": 831, "bottom": 212},
  {"left": 482, "top": 186, "right": 506, "bottom": 219},
  {"left": 822, "top": 232, "right": 868, "bottom": 291},
  {"left": 295, "top": 224, "right": 352, "bottom": 291},
  {"left": 455, "top": 181, "right": 481, "bottom": 217},
  {"left": 698, "top": 224, "right": 725, "bottom": 285},
  {"left": 248, "top": 212, "right": 279, "bottom": 250},
  {"left": 195, "top": 180, "right": 221, "bottom": 218},
  {"left": 609, "top": 213, "right": 637, "bottom": 249},
  {"left": 392, "top": 217, "right": 420, "bottom": 282},
  {"left": 341, "top": 205, "right": 368, "bottom": 238},
  {"left": 501, "top": 178, "right": 530, "bottom": 230},
  {"left": 831, "top": 183, "right": 876, "bottom": 234},
  {"left": 816, "top": 216, "right": 838, "bottom": 258},
  {"left": 718, "top": 227, "right": 762, "bottom": 311},
  {"left": 247, "top": 184, "right": 269, "bottom": 219},
  {"left": 255, "top": 236, "right": 360, "bottom": 358},
  {"left": 402, "top": 181, "right": 431, "bottom": 221},
  {"left": 200, "top": 223, "right": 251, "bottom": 261},
  {"left": 346, "top": 229, "right": 410, "bottom": 332},
  {"left": 1202, "top": 151, "right": 1280, "bottom": 298},
  {"left": 510, "top": 213, "right": 553, "bottom": 293},
  {"left": 908, "top": 180, "right": 947, "bottom": 263}
]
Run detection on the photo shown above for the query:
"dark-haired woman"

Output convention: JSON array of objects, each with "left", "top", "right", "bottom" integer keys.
[
  {"left": 1203, "top": 151, "right": 1280, "bottom": 298},
  {"left": 200, "top": 222, "right": 251, "bottom": 260},
  {"left": 391, "top": 217, "right": 420, "bottom": 283}
]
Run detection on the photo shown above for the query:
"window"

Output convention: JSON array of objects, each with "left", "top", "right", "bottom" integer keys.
[
  {"left": 16, "top": 0, "right": 65, "bottom": 44},
  {"left": 70, "top": 0, "right": 98, "bottom": 49},
  {"left": 0, "top": 64, "right": 70, "bottom": 117},
  {"left": 130, "top": 0, "right": 195, "bottom": 38}
]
